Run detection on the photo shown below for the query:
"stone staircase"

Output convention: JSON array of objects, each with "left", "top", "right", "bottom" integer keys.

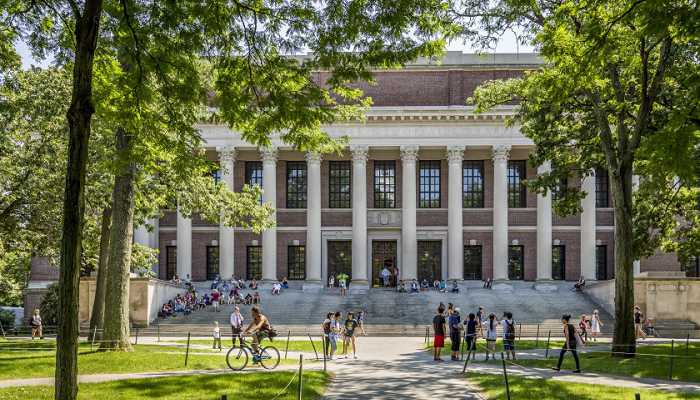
[{"left": 155, "top": 281, "right": 615, "bottom": 337}]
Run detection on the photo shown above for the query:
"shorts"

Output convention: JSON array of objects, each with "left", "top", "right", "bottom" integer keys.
[
  {"left": 450, "top": 332, "right": 461, "bottom": 351},
  {"left": 213, "top": 300, "right": 219, "bottom": 306},
  {"left": 503, "top": 339, "right": 515, "bottom": 351},
  {"left": 434, "top": 335, "right": 445, "bottom": 348}
]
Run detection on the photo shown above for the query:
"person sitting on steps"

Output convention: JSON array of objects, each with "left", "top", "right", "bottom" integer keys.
[
  {"left": 573, "top": 276, "right": 586, "bottom": 291},
  {"left": 482, "top": 278, "right": 493, "bottom": 289}
]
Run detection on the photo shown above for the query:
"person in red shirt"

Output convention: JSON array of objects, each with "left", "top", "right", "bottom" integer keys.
[
  {"left": 432, "top": 304, "right": 446, "bottom": 361},
  {"left": 211, "top": 290, "right": 221, "bottom": 312}
]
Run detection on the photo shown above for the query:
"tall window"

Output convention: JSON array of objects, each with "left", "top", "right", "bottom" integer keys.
[
  {"left": 684, "top": 256, "right": 699, "bottom": 277},
  {"left": 463, "top": 245, "right": 483, "bottom": 280},
  {"left": 245, "top": 161, "right": 263, "bottom": 187},
  {"left": 595, "top": 168, "right": 609, "bottom": 207},
  {"left": 419, "top": 160, "right": 441, "bottom": 208},
  {"left": 552, "top": 177, "right": 568, "bottom": 201},
  {"left": 246, "top": 246, "right": 262, "bottom": 280},
  {"left": 596, "top": 245, "right": 607, "bottom": 280},
  {"left": 329, "top": 161, "right": 352, "bottom": 208},
  {"left": 374, "top": 160, "right": 396, "bottom": 208},
  {"left": 463, "top": 160, "right": 485, "bottom": 208},
  {"left": 206, "top": 246, "right": 220, "bottom": 280},
  {"left": 552, "top": 245, "right": 565, "bottom": 280},
  {"left": 166, "top": 246, "right": 177, "bottom": 280},
  {"left": 507, "top": 160, "right": 527, "bottom": 208},
  {"left": 286, "top": 161, "right": 307, "bottom": 208},
  {"left": 287, "top": 245, "right": 306, "bottom": 280},
  {"left": 328, "top": 241, "right": 352, "bottom": 284},
  {"left": 212, "top": 169, "right": 221, "bottom": 184},
  {"left": 508, "top": 245, "right": 524, "bottom": 280},
  {"left": 417, "top": 240, "right": 442, "bottom": 281}
]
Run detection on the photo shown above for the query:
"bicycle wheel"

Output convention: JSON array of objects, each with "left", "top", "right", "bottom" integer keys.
[
  {"left": 226, "top": 346, "right": 249, "bottom": 371},
  {"left": 259, "top": 346, "right": 281, "bottom": 370}
]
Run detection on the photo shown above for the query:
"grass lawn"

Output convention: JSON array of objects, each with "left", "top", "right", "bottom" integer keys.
[
  {"left": 513, "top": 342, "right": 700, "bottom": 383},
  {"left": 0, "top": 340, "right": 238, "bottom": 380},
  {"left": 0, "top": 371, "right": 328, "bottom": 400},
  {"left": 426, "top": 339, "right": 566, "bottom": 356},
  {"left": 468, "top": 372, "right": 700, "bottom": 400},
  {"left": 174, "top": 338, "right": 327, "bottom": 353}
]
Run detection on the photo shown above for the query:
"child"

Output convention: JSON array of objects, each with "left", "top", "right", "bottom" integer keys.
[
  {"left": 212, "top": 321, "right": 222, "bottom": 351},
  {"left": 483, "top": 313, "right": 499, "bottom": 361}
]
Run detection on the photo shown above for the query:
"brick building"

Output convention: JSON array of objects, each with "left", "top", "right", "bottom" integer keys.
[{"left": 133, "top": 52, "right": 681, "bottom": 287}]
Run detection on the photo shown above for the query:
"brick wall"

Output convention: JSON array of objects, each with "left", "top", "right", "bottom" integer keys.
[
  {"left": 192, "top": 231, "right": 218, "bottom": 281},
  {"left": 234, "top": 231, "right": 262, "bottom": 279}
]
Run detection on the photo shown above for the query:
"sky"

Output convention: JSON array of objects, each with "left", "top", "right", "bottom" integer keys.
[{"left": 17, "top": 30, "right": 534, "bottom": 69}]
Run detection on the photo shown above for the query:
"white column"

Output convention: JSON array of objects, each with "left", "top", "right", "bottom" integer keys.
[
  {"left": 261, "top": 146, "right": 278, "bottom": 281},
  {"left": 305, "top": 152, "right": 322, "bottom": 284},
  {"left": 447, "top": 146, "right": 465, "bottom": 280},
  {"left": 219, "top": 146, "right": 236, "bottom": 280},
  {"left": 176, "top": 206, "right": 192, "bottom": 280},
  {"left": 492, "top": 145, "right": 510, "bottom": 280},
  {"left": 536, "top": 161, "right": 553, "bottom": 280},
  {"left": 351, "top": 145, "right": 369, "bottom": 286},
  {"left": 632, "top": 174, "right": 641, "bottom": 277},
  {"left": 400, "top": 145, "right": 419, "bottom": 280},
  {"left": 149, "top": 217, "right": 159, "bottom": 274},
  {"left": 580, "top": 170, "right": 597, "bottom": 280}
]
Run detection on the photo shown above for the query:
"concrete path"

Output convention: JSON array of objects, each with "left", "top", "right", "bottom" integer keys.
[{"left": 322, "top": 336, "right": 485, "bottom": 399}]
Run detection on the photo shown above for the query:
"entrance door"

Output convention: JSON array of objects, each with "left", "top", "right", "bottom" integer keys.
[
  {"left": 508, "top": 245, "right": 524, "bottom": 280},
  {"left": 206, "top": 246, "right": 220, "bottom": 280},
  {"left": 417, "top": 240, "right": 442, "bottom": 282},
  {"left": 327, "top": 240, "right": 352, "bottom": 286},
  {"left": 372, "top": 240, "right": 397, "bottom": 287}
]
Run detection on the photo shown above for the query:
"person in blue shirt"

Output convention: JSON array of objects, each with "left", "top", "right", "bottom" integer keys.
[{"left": 439, "top": 280, "right": 447, "bottom": 292}]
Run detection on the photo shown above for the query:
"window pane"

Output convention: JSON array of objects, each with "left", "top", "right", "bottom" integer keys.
[
  {"left": 419, "top": 161, "right": 441, "bottom": 208},
  {"left": 328, "top": 241, "right": 352, "bottom": 285},
  {"left": 246, "top": 246, "right": 262, "bottom": 280},
  {"left": 287, "top": 246, "right": 306, "bottom": 280},
  {"left": 463, "top": 160, "right": 484, "bottom": 208},
  {"left": 463, "top": 245, "right": 482, "bottom": 280},
  {"left": 206, "top": 246, "right": 220, "bottom": 280},
  {"left": 417, "top": 240, "right": 441, "bottom": 281},
  {"left": 595, "top": 168, "right": 609, "bottom": 207},
  {"left": 329, "top": 161, "right": 352, "bottom": 208},
  {"left": 166, "top": 246, "right": 177, "bottom": 280},
  {"left": 286, "top": 161, "right": 307, "bottom": 208},
  {"left": 374, "top": 161, "right": 396, "bottom": 208},
  {"left": 596, "top": 245, "right": 607, "bottom": 280},
  {"left": 507, "top": 161, "right": 527, "bottom": 208},
  {"left": 245, "top": 161, "right": 263, "bottom": 187},
  {"left": 552, "top": 245, "right": 565, "bottom": 280}
]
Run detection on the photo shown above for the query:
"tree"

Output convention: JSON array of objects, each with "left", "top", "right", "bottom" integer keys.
[{"left": 465, "top": 0, "right": 700, "bottom": 355}]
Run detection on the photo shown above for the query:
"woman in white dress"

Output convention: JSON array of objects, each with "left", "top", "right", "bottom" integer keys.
[{"left": 590, "top": 309, "right": 603, "bottom": 341}]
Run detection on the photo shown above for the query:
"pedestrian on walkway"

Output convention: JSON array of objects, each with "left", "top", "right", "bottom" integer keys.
[
  {"left": 432, "top": 304, "right": 447, "bottom": 362},
  {"left": 342, "top": 312, "right": 359, "bottom": 359},
  {"left": 322, "top": 312, "right": 333, "bottom": 358},
  {"left": 449, "top": 308, "right": 462, "bottom": 361},
  {"left": 553, "top": 314, "right": 581, "bottom": 373},
  {"left": 502, "top": 312, "right": 516, "bottom": 360},
  {"left": 578, "top": 314, "right": 589, "bottom": 344},
  {"left": 483, "top": 313, "right": 498, "bottom": 361},
  {"left": 230, "top": 306, "right": 244, "bottom": 347},
  {"left": 590, "top": 309, "right": 603, "bottom": 342},
  {"left": 357, "top": 310, "right": 367, "bottom": 336},
  {"left": 476, "top": 306, "right": 484, "bottom": 338},
  {"left": 212, "top": 321, "right": 222, "bottom": 350},
  {"left": 634, "top": 306, "right": 647, "bottom": 339},
  {"left": 30, "top": 309, "right": 43, "bottom": 340},
  {"left": 330, "top": 312, "right": 342, "bottom": 360}
]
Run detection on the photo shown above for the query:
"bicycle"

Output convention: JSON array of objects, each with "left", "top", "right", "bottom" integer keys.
[{"left": 226, "top": 334, "right": 281, "bottom": 371}]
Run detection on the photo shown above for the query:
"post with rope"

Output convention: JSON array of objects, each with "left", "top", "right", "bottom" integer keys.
[
  {"left": 518, "top": 323, "right": 522, "bottom": 341},
  {"left": 668, "top": 339, "right": 675, "bottom": 381},
  {"left": 157, "top": 321, "right": 160, "bottom": 343},
  {"left": 134, "top": 328, "right": 139, "bottom": 345},
  {"left": 535, "top": 324, "right": 540, "bottom": 348},
  {"left": 545, "top": 330, "right": 551, "bottom": 359},
  {"left": 297, "top": 354, "right": 303, "bottom": 400},
  {"left": 185, "top": 332, "right": 191, "bottom": 367},
  {"left": 686, "top": 333, "right": 690, "bottom": 356},
  {"left": 461, "top": 344, "right": 472, "bottom": 374},
  {"left": 424, "top": 326, "right": 429, "bottom": 344},
  {"left": 0, "top": 319, "right": 5, "bottom": 339},
  {"left": 500, "top": 352, "right": 511, "bottom": 400},
  {"left": 322, "top": 334, "right": 327, "bottom": 372},
  {"left": 635, "top": 393, "right": 640, "bottom": 400},
  {"left": 308, "top": 333, "right": 319, "bottom": 360},
  {"left": 285, "top": 330, "right": 291, "bottom": 360},
  {"left": 91, "top": 327, "right": 97, "bottom": 350}
]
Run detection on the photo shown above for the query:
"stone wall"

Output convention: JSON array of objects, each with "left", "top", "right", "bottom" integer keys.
[{"left": 79, "top": 278, "right": 187, "bottom": 327}]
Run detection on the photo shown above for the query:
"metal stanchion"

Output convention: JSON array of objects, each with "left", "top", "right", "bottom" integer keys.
[
  {"left": 462, "top": 348, "right": 472, "bottom": 374},
  {"left": 185, "top": 332, "right": 191, "bottom": 366},
  {"left": 308, "top": 334, "right": 319, "bottom": 360},
  {"left": 134, "top": 328, "right": 139, "bottom": 345},
  {"left": 545, "top": 330, "right": 551, "bottom": 359},
  {"left": 297, "top": 354, "right": 303, "bottom": 400},
  {"left": 0, "top": 320, "right": 5, "bottom": 339},
  {"left": 518, "top": 323, "right": 522, "bottom": 341},
  {"left": 322, "top": 335, "right": 327, "bottom": 372},
  {"left": 157, "top": 322, "right": 160, "bottom": 343},
  {"left": 501, "top": 352, "right": 511, "bottom": 400},
  {"left": 686, "top": 333, "right": 690, "bottom": 356},
  {"left": 535, "top": 324, "right": 540, "bottom": 348},
  {"left": 635, "top": 393, "right": 641, "bottom": 400},
  {"left": 668, "top": 339, "right": 675, "bottom": 381},
  {"left": 284, "top": 330, "right": 291, "bottom": 360}
]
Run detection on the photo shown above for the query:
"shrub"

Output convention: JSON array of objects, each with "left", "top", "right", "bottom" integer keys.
[
  {"left": 39, "top": 284, "right": 59, "bottom": 326},
  {"left": 0, "top": 309, "right": 15, "bottom": 330}
]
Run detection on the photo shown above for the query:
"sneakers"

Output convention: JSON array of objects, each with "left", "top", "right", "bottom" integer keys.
[{"left": 573, "top": 369, "right": 581, "bottom": 373}]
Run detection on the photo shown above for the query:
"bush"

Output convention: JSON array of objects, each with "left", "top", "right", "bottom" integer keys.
[
  {"left": 0, "top": 309, "right": 15, "bottom": 330},
  {"left": 39, "top": 284, "right": 59, "bottom": 326}
]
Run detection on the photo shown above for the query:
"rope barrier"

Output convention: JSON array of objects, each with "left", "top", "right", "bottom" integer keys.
[{"left": 268, "top": 369, "right": 300, "bottom": 400}]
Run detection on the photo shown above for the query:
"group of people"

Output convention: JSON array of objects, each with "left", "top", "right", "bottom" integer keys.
[
  {"left": 397, "top": 278, "right": 461, "bottom": 294},
  {"left": 328, "top": 273, "right": 350, "bottom": 296},
  {"left": 321, "top": 310, "right": 366, "bottom": 359}
]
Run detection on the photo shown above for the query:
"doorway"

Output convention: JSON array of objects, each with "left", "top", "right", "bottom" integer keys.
[
  {"left": 327, "top": 240, "right": 352, "bottom": 286},
  {"left": 372, "top": 240, "right": 397, "bottom": 287},
  {"left": 417, "top": 240, "right": 442, "bottom": 282}
]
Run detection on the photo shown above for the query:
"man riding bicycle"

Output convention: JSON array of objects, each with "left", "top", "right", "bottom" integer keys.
[{"left": 244, "top": 306, "right": 273, "bottom": 360}]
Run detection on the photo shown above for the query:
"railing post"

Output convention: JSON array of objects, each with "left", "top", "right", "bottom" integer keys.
[
  {"left": 308, "top": 334, "right": 319, "bottom": 360},
  {"left": 221, "top": 395, "right": 228, "bottom": 400},
  {"left": 322, "top": 335, "right": 327, "bottom": 372},
  {"left": 185, "top": 332, "right": 191, "bottom": 366},
  {"left": 545, "top": 330, "right": 551, "bottom": 359},
  {"left": 285, "top": 330, "right": 291, "bottom": 360},
  {"left": 501, "top": 352, "right": 511, "bottom": 400},
  {"left": 297, "top": 354, "right": 303, "bottom": 400},
  {"left": 635, "top": 393, "right": 640, "bottom": 400},
  {"left": 157, "top": 322, "right": 160, "bottom": 343},
  {"left": 668, "top": 339, "right": 675, "bottom": 381},
  {"left": 535, "top": 324, "right": 540, "bottom": 348},
  {"left": 134, "top": 328, "right": 139, "bottom": 345},
  {"left": 0, "top": 320, "right": 5, "bottom": 339},
  {"left": 91, "top": 327, "right": 97, "bottom": 350},
  {"left": 518, "top": 323, "right": 522, "bottom": 341},
  {"left": 686, "top": 333, "right": 690, "bottom": 356},
  {"left": 461, "top": 347, "right": 472, "bottom": 374}
]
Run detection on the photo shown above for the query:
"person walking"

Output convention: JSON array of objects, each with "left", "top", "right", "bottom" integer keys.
[
  {"left": 432, "top": 304, "right": 447, "bottom": 362},
  {"left": 553, "top": 314, "right": 581, "bottom": 373},
  {"left": 330, "top": 312, "right": 342, "bottom": 360},
  {"left": 357, "top": 310, "right": 367, "bottom": 336},
  {"left": 30, "top": 309, "right": 43, "bottom": 340},
  {"left": 449, "top": 308, "right": 462, "bottom": 361},
  {"left": 634, "top": 306, "right": 647, "bottom": 339},
  {"left": 380, "top": 265, "right": 391, "bottom": 288},
  {"left": 322, "top": 312, "right": 333, "bottom": 359},
  {"left": 578, "top": 314, "right": 589, "bottom": 344},
  {"left": 502, "top": 312, "right": 516, "bottom": 360},
  {"left": 590, "top": 309, "right": 603, "bottom": 342},
  {"left": 483, "top": 313, "right": 498, "bottom": 361},
  {"left": 342, "top": 312, "right": 359, "bottom": 359},
  {"left": 464, "top": 313, "right": 478, "bottom": 359},
  {"left": 230, "top": 306, "right": 244, "bottom": 347},
  {"left": 212, "top": 321, "right": 223, "bottom": 350}
]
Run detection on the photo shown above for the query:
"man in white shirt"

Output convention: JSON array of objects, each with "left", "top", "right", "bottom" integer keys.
[
  {"left": 230, "top": 306, "right": 244, "bottom": 347},
  {"left": 380, "top": 266, "right": 390, "bottom": 287}
]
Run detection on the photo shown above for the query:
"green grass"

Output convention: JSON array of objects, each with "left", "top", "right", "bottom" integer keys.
[
  {"left": 0, "top": 371, "right": 328, "bottom": 400},
  {"left": 0, "top": 341, "right": 232, "bottom": 380},
  {"left": 174, "top": 338, "right": 327, "bottom": 353},
  {"left": 504, "top": 342, "right": 700, "bottom": 383},
  {"left": 469, "top": 372, "right": 700, "bottom": 400},
  {"left": 426, "top": 339, "right": 566, "bottom": 355}
]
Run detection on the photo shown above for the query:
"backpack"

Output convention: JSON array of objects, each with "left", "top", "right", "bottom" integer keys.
[{"left": 506, "top": 320, "right": 516, "bottom": 341}]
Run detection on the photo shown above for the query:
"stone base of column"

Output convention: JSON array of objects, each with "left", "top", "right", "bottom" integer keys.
[
  {"left": 302, "top": 280, "right": 323, "bottom": 292},
  {"left": 348, "top": 280, "right": 369, "bottom": 294},
  {"left": 491, "top": 282, "right": 514, "bottom": 292},
  {"left": 533, "top": 281, "right": 559, "bottom": 293}
]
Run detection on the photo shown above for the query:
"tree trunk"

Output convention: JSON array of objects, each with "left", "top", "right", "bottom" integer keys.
[
  {"left": 89, "top": 207, "right": 112, "bottom": 337},
  {"left": 100, "top": 129, "right": 137, "bottom": 351},
  {"left": 56, "top": 1, "right": 104, "bottom": 399},
  {"left": 610, "top": 163, "right": 637, "bottom": 357}
]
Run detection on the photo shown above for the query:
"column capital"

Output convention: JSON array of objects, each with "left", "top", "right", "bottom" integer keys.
[
  {"left": 400, "top": 145, "right": 419, "bottom": 162},
  {"left": 260, "top": 146, "right": 278, "bottom": 163},
  {"left": 350, "top": 145, "right": 369, "bottom": 163},
  {"left": 219, "top": 146, "right": 236, "bottom": 164},
  {"left": 492, "top": 144, "right": 511, "bottom": 162},
  {"left": 305, "top": 151, "right": 322, "bottom": 164},
  {"left": 446, "top": 145, "right": 465, "bottom": 163}
]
